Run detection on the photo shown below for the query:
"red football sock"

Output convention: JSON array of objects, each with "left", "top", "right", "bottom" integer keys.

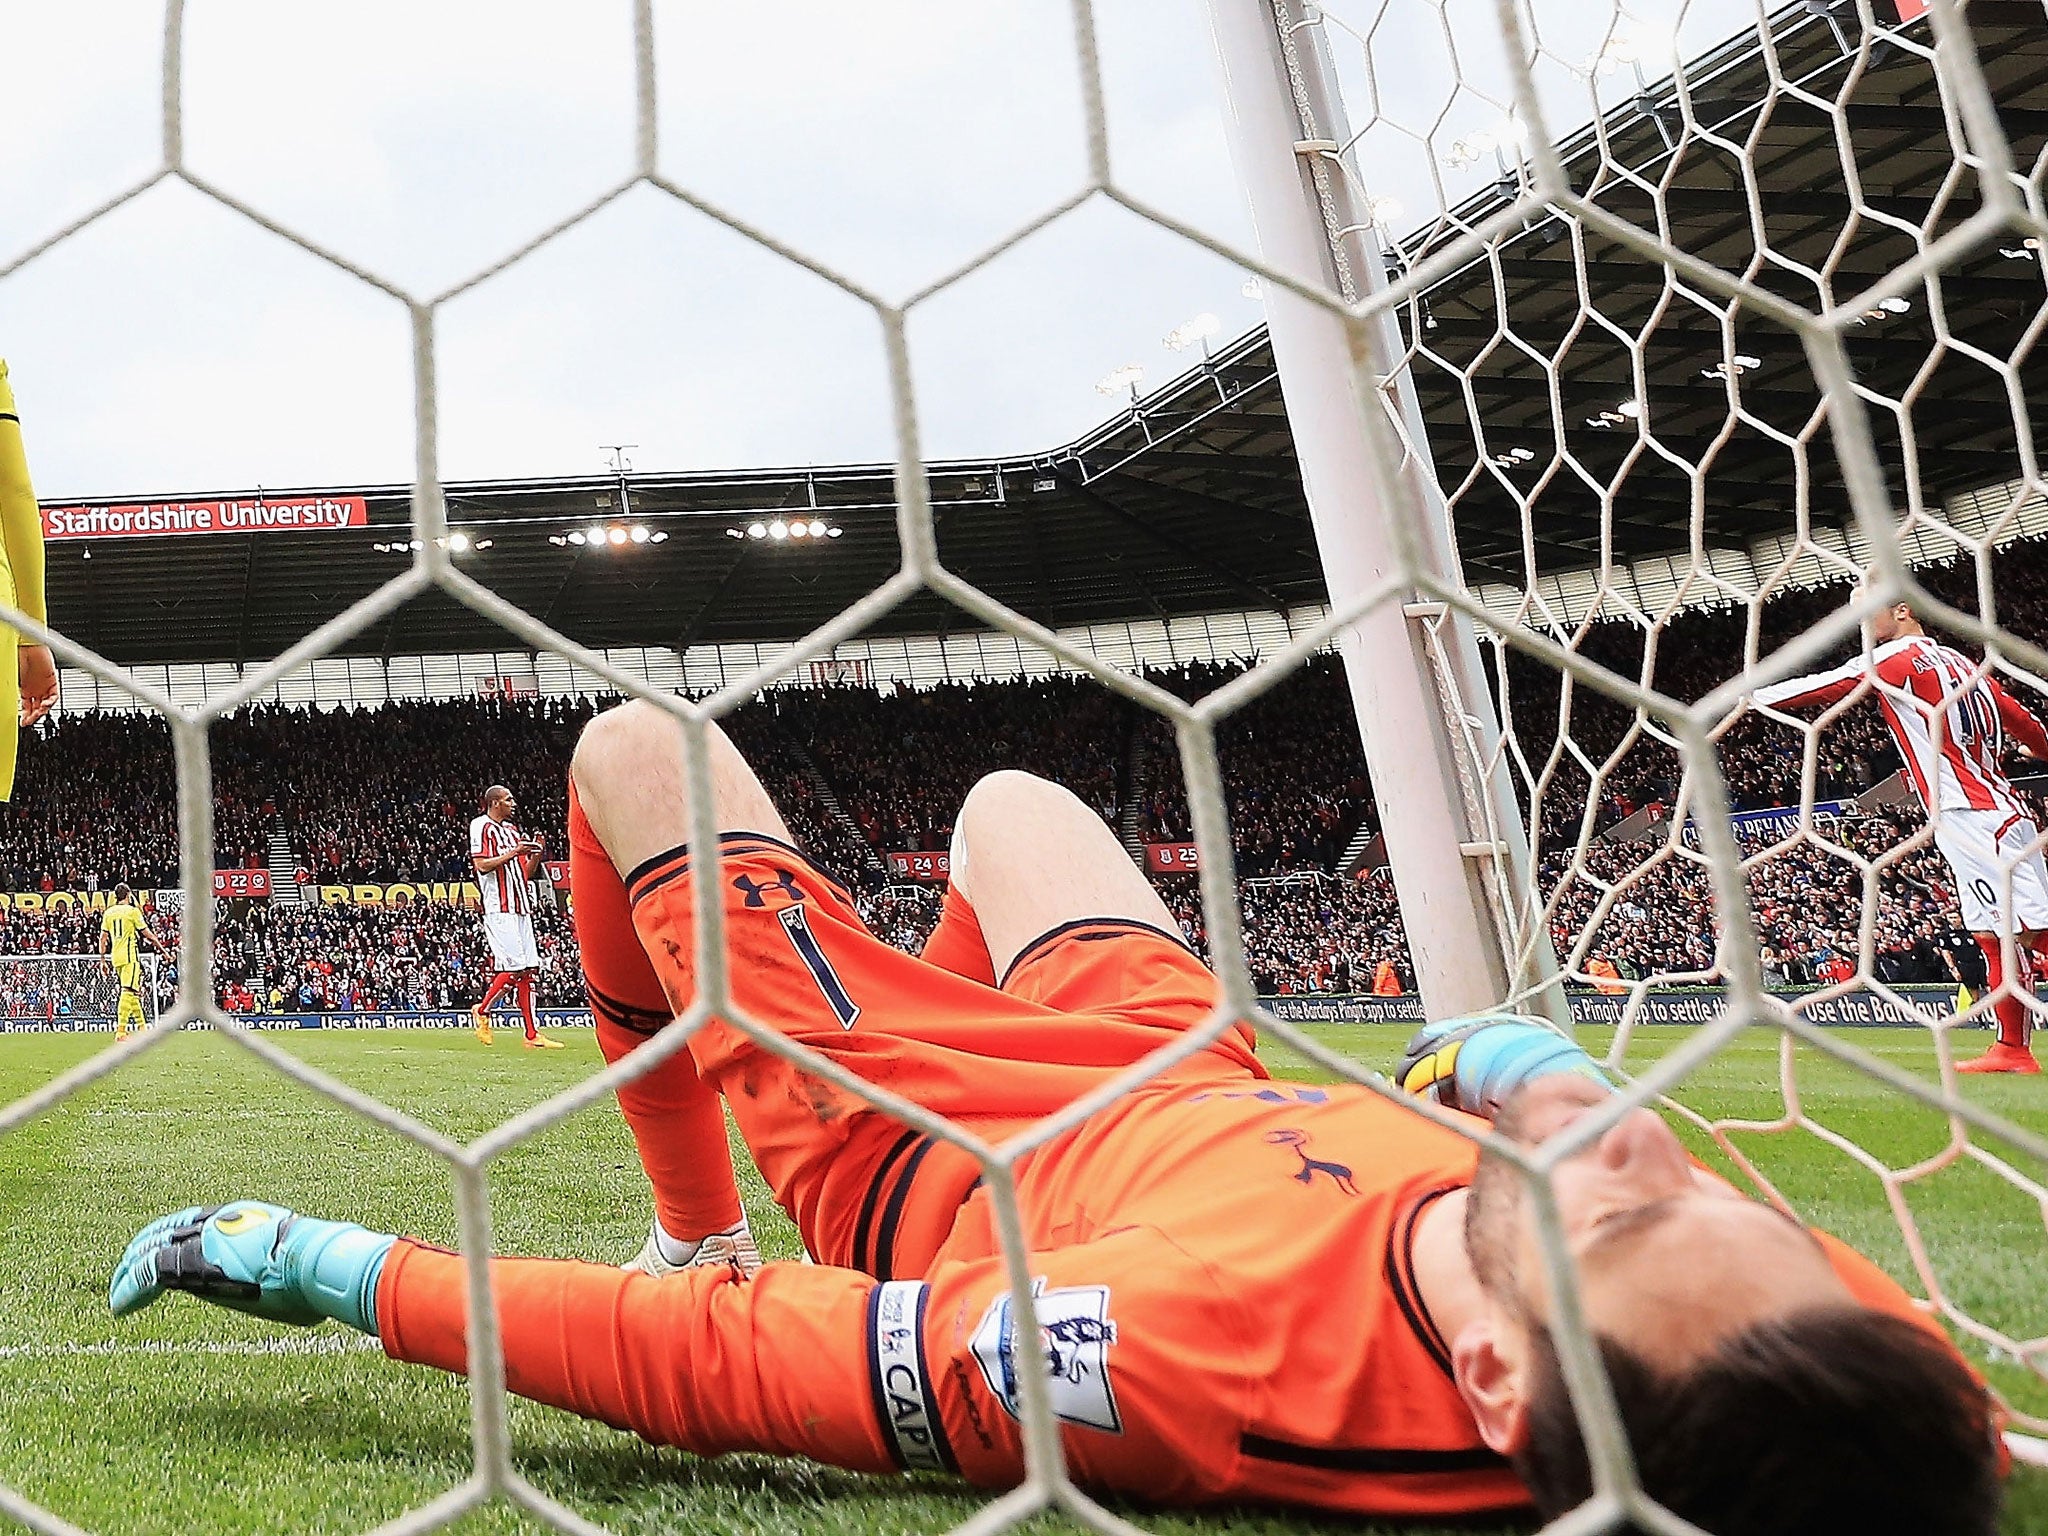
[
  {"left": 918, "top": 883, "right": 997, "bottom": 986},
  {"left": 478, "top": 970, "right": 515, "bottom": 1012},
  {"left": 569, "top": 778, "right": 744, "bottom": 1239},
  {"left": 1974, "top": 934, "right": 2034, "bottom": 1049},
  {"left": 514, "top": 973, "right": 538, "bottom": 1040}
]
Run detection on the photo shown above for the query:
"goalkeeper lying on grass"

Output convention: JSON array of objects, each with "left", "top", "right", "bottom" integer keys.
[{"left": 113, "top": 713, "right": 2006, "bottom": 1532}]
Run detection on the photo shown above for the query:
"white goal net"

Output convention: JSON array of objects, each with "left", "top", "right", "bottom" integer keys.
[
  {"left": 0, "top": 954, "right": 162, "bottom": 1033},
  {"left": 0, "top": 0, "right": 2044, "bottom": 1534}
]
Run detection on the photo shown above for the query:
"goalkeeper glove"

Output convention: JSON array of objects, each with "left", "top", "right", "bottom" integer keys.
[
  {"left": 109, "top": 1202, "right": 394, "bottom": 1334},
  {"left": 1395, "top": 1012, "right": 1612, "bottom": 1122}
]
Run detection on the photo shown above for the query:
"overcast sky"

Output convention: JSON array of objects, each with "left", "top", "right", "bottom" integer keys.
[{"left": 0, "top": 0, "right": 1739, "bottom": 501}]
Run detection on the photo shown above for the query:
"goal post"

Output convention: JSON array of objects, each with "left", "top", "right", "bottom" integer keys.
[
  {"left": 1204, "top": 0, "right": 1569, "bottom": 1027},
  {"left": 0, "top": 953, "right": 163, "bottom": 1032}
]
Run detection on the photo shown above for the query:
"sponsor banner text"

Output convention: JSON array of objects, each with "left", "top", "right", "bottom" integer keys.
[
  {"left": 42, "top": 495, "right": 370, "bottom": 541},
  {"left": 1260, "top": 983, "right": 2028, "bottom": 1027},
  {"left": 0, "top": 1009, "right": 594, "bottom": 1035}
]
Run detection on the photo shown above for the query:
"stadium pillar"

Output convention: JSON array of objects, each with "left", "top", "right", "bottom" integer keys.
[{"left": 1206, "top": 0, "right": 1569, "bottom": 1026}]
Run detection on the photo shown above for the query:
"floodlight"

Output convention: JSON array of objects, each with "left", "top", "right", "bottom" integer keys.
[
  {"left": 1163, "top": 313, "right": 1221, "bottom": 352},
  {"left": 1445, "top": 129, "right": 1494, "bottom": 167},
  {"left": 629, "top": 525, "right": 650, "bottom": 543},
  {"left": 807, "top": 520, "right": 828, "bottom": 537},
  {"left": 789, "top": 521, "right": 809, "bottom": 539},
  {"left": 1702, "top": 353, "right": 1763, "bottom": 380},
  {"left": 586, "top": 524, "right": 607, "bottom": 545},
  {"left": 747, "top": 522, "right": 767, "bottom": 539},
  {"left": 1095, "top": 363, "right": 1145, "bottom": 398},
  {"left": 1593, "top": 17, "right": 1677, "bottom": 74},
  {"left": 769, "top": 520, "right": 789, "bottom": 540},
  {"left": 607, "top": 526, "right": 628, "bottom": 546}
]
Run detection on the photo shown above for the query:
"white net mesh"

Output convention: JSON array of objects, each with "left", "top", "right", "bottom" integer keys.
[
  {"left": 1, "top": 1, "right": 2045, "bottom": 1533},
  {"left": 0, "top": 954, "right": 162, "bottom": 1032}
]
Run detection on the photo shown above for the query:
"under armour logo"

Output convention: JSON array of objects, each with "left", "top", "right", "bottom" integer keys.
[
  {"left": 733, "top": 869, "right": 804, "bottom": 908},
  {"left": 1265, "top": 1128, "right": 1359, "bottom": 1196}
]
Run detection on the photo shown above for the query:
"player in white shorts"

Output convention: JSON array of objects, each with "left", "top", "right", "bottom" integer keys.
[
  {"left": 468, "top": 784, "right": 562, "bottom": 1049},
  {"left": 1754, "top": 591, "right": 2048, "bottom": 1074}
]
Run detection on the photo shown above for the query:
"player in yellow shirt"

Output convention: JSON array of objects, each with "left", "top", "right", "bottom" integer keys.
[
  {"left": 0, "top": 358, "right": 59, "bottom": 800},
  {"left": 99, "top": 886, "right": 163, "bottom": 1040}
]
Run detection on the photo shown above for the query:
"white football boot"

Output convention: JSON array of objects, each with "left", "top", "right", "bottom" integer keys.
[{"left": 622, "top": 1216, "right": 762, "bottom": 1279}]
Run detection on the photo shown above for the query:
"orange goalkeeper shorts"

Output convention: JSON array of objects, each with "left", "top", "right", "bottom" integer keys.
[{"left": 625, "top": 832, "right": 1264, "bottom": 1278}]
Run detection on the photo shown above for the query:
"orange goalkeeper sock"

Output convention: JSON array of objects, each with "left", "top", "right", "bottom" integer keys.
[{"left": 570, "top": 779, "right": 744, "bottom": 1240}]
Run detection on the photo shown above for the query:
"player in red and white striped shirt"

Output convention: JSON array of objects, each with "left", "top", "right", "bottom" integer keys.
[
  {"left": 469, "top": 784, "right": 563, "bottom": 1049},
  {"left": 1754, "top": 594, "right": 2048, "bottom": 1074}
]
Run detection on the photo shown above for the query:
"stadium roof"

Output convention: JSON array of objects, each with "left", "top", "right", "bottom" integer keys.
[{"left": 43, "top": 0, "right": 2048, "bottom": 667}]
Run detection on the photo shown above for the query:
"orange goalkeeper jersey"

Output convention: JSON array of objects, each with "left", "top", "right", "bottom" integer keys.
[{"left": 378, "top": 1079, "right": 1959, "bottom": 1519}]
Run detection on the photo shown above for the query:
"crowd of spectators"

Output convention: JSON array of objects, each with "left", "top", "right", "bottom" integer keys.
[
  {"left": 1149, "top": 871, "right": 1412, "bottom": 995},
  {"left": 1509, "top": 539, "right": 2048, "bottom": 849},
  {"left": 1137, "top": 657, "right": 1377, "bottom": 876},
  {"left": 2, "top": 536, "right": 2046, "bottom": 1008},
  {"left": 1544, "top": 807, "right": 2023, "bottom": 988},
  {"left": 261, "top": 698, "right": 585, "bottom": 885},
  {"left": 209, "top": 900, "right": 584, "bottom": 1012},
  {"left": 778, "top": 675, "right": 1127, "bottom": 853},
  {"left": 0, "top": 897, "right": 583, "bottom": 1017},
  {"left": 0, "top": 711, "right": 271, "bottom": 891}
]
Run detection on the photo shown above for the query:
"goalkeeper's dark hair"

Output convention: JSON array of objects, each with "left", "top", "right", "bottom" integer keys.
[
  {"left": 1515, "top": 1306, "right": 2002, "bottom": 1535},
  {"left": 114, "top": 883, "right": 131, "bottom": 901}
]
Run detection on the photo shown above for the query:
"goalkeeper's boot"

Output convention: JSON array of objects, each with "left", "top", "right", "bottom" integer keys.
[
  {"left": 1956, "top": 1041, "right": 2041, "bottom": 1075},
  {"left": 623, "top": 1216, "right": 761, "bottom": 1279},
  {"left": 471, "top": 1003, "right": 493, "bottom": 1043}
]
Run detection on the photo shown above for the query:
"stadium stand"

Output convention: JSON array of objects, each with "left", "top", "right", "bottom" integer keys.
[
  {"left": 778, "top": 674, "right": 1129, "bottom": 852},
  {"left": 1138, "top": 656, "right": 1375, "bottom": 876},
  {"left": 1, "top": 539, "right": 2044, "bottom": 1012}
]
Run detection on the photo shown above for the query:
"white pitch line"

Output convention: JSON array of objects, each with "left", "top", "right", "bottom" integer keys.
[{"left": 0, "top": 1335, "right": 382, "bottom": 1361}]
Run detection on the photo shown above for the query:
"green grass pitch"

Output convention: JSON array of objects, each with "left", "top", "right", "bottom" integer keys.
[{"left": 0, "top": 1023, "right": 2042, "bottom": 1535}]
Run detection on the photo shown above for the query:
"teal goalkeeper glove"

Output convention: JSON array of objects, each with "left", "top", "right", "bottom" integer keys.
[
  {"left": 109, "top": 1203, "right": 394, "bottom": 1334},
  {"left": 1396, "top": 1012, "right": 1612, "bottom": 1121}
]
